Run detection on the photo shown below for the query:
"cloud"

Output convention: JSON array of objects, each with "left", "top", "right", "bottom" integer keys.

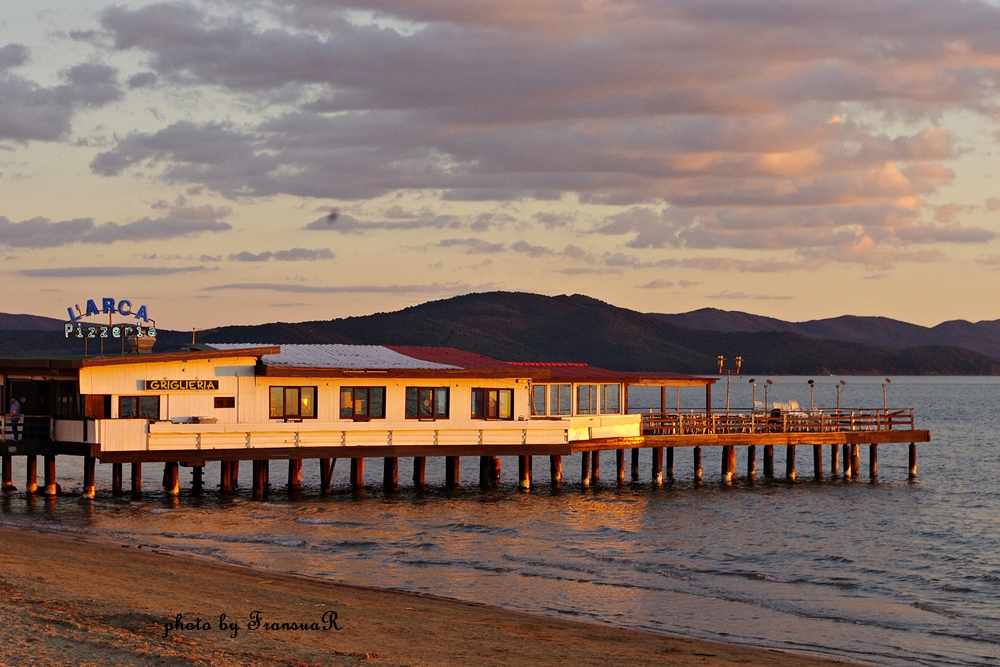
[
  {"left": 200, "top": 281, "right": 484, "bottom": 294},
  {"left": 228, "top": 248, "right": 334, "bottom": 262},
  {"left": 19, "top": 265, "right": 208, "bottom": 277},
  {"left": 0, "top": 205, "right": 232, "bottom": 248},
  {"left": 438, "top": 238, "right": 504, "bottom": 253},
  {"left": 639, "top": 279, "right": 674, "bottom": 289},
  {"left": 707, "top": 291, "right": 793, "bottom": 301},
  {"left": 304, "top": 211, "right": 462, "bottom": 232}
]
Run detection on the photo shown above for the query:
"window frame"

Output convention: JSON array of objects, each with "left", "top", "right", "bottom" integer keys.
[
  {"left": 405, "top": 386, "right": 450, "bottom": 420},
  {"left": 600, "top": 384, "right": 621, "bottom": 414},
  {"left": 577, "top": 384, "right": 598, "bottom": 415},
  {"left": 214, "top": 396, "right": 236, "bottom": 409},
  {"left": 268, "top": 386, "right": 318, "bottom": 420},
  {"left": 531, "top": 385, "right": 546, "bottom": 416},
  {"left": 550, "top": 384, "right": 573, "bottom": 416},
  {"left": 118, "top": 395, "right": 160, "bottom": 420},
  {"left": 340, "top": 386, "right": 386, "bottom": 420},
  {"left": 472, "top": 388, "right": 514, "bottom": 420}
]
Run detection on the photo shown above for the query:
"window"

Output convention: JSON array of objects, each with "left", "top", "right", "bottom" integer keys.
[
  {"left": 577, "top": 384, "right": 598, "bottom": 415},
  {"left": 472, "top": 388, "right": 514, "bottom": 420},
  {"left": 119, "top": 396, "right": 160, "bottom": 419},
  {"left": 550, "top": 385, "right": 572, "bottom": 416},
  {"left": 214, "top": 396, "right": 236, "bottom": 409},
  {"left": 269, "top": 386, "right": 317, "bottom": 419},
  {"left": 340, "top": 386, "right": 385, "bottom": 419},
  {"left": 600, "top": 384, "right": 621, "bottom": 414},
  {"left": 531, "top": 385, "right": 546, "bottom": 416},
  {"left": 405, "top": 387, "right": 449, "bottom": 419}
]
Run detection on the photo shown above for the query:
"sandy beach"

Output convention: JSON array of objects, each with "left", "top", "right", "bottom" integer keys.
[{"left": 0, "top": 524, "right": 863, "bottom": 667}]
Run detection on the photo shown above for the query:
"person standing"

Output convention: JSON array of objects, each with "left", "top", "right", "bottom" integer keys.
[{"left": 8, "top": 397, "right": 21, "bottom": 441}]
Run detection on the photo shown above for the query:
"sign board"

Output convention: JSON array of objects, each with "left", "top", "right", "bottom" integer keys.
[
  {"left": 66, "top": 297, "right": 151, "bottom": 323},
  {"left": 144, "top": 380, "right": 219, "bottom": 391},
  {"left": 65, "top": 323, "right": 156, "bottom": 339}
]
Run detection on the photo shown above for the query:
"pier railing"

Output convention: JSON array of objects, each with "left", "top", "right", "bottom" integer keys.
[{"left": 641, "top": 408, "right": 915, "bottom": 436}]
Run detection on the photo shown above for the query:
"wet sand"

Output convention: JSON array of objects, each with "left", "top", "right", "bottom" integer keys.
[{"left": 0, "top": 525, "right": 862, "bottom": 666}]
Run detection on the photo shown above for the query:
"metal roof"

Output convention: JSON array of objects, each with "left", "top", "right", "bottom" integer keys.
[{"left": 209, "top": 344, "right": 462, "bottom": 370}]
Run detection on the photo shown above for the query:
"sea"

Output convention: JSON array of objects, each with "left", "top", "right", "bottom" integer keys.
[{"left": 1, "top": 376, "right": 998, "bottom": 667}]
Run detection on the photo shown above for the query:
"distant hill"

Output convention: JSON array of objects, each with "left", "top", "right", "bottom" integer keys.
[
  {"left": 654, "top": 308, "right": 1000, "bottom": 360},
  {"left": 2, "top": 293, "right": 998, "bottom": 374},
  {"left": 0, "top": 312, "right": 66, "bottom": 331}
]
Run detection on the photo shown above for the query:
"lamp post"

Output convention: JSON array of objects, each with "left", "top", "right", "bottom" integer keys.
[
  {"left": 717, "top": 355, "right": 743, "bottom": 414},
  {"left": 882, "top": 378, "right": 891, "bottom": 411},
  {"left": 764, "top": 379, "right": 772, "bottom": 411},
  {"left": 836, "top": 380, "right": 846, "bottom": 413},
  {"left": 749, "top": 378, "right": 756, "bottom": 411},
  {"left": 807, "top": 379, "right": 815, "bottom": 412}
]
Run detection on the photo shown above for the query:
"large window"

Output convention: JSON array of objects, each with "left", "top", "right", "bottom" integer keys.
[
  {"left": 340, "top": 386, "right": 385, "bottom": 419},
  {"left": 472, "top": 388, "right": 513, "bottom": 420},
  {"left": 600, "top": 384, "right": 621, "bottom": 414},
  {"left": 531, "top": 385, "right": 546, "bottom": 416},
  {"left": 269, "top": 386, "right": 317, "bottom": 419},
  {"left": 405, "top": 387, "right": 449, "bottom": 419},
  {"left": 119, "top": 396, "right": 160, "bottom": 420},
  {"left": 577, "top": 384, "right": 598, "bottom": 415},
  {"left": 550, "top": 385, "right": 572, "bottom": 415}
]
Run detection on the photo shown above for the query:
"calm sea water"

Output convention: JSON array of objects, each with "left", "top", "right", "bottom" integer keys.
[{"left": 2, "top": 376, "right": 998, "bottom": 667}]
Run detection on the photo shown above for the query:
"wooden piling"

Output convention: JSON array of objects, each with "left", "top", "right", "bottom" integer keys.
[
  {"left": 693, "top": 447, "right": 703, "bottom": 483},
  {"left": 229, "top": 460, "right": 239, "bottom": 489},
  {"left": 1, "top": 455, "right": 12, "bottom": 491},
  {"left": 319, "top": 458, "right": 334, "bottom": 494},
  {"left": 479, "top": 456, "right": 491, "bottom": 488},
  {"left": 111, "top": 463, "right": 123, "bottom": 496},
  {"left": 288, "top": 458, "right": 303, "bottom": 492},
  {"left": 908, "top": 443, "right": 917, "bottom": 479},
  {"left": 666, "top": 447, "right": 675, "bottom": 480},
  {"left": 219, "top": 461, "right": 232, "bottom": 493},
  {"left": 518, "top": 455, "right": 531, "bottom": 490},
  {"left": 191, "top": 465, "right": 204, "bottom": 494},
  {"left": 591, "top": 450, "right": 600, "bottom": 484},
  {"left": 830, "top": 444, "right": 839, "bottom": 478},
  {"left": 785, "top": 445, "right": 796, "bottom": 481},
  {"left": 413, "top": 457, "right": 426, "bottom": 489},
  {"left": 44, "top": 455, "right": 57, "bottom": 496},
  {"left": 721, "top": 445, "right": 733, "bottom": 483},
  {"left": 25, "top": 455, "right": 37, "bottom": 494},
  {"left": 581, "top": 451, "right": 591, "bottom": 487},
  {"left": 869, "top": 444, "right": 878, "bottom": 479},
  {"left": 383, "top": 457, "right": 399, "bottom": 492},
  {"left": 747, "top": 445, "right": 756, "bottom": 480},
  {"left": 550, "top": 455, "right": 562, "bottom": 486},
  {"left": 850, "top": 444, "right": 860, "bottom": 480},
  {"left": 131, "top": 462, "right": 142, "bottom": 496},
  {"left": 842, "top": 444, "right": 851, "bottom": 478},
  {"left": 651, "top": 447, "right": 663, "bottom": 484},
  {"left": 164, "top": 462, "right": 180, "bottom": 496},
  {"left": 616, "top": 449, "right": 626, "bottom": 485},
  {"left": 351, "top": 458, "right": 365, "bottom": 490},
  {"left": 251, "top": 460, "right": 269, "bottom": 495},
  {"left": 631, "top": 448, "right": 640, "bottom": 481},
  {"left": 813, "top": 445, "right": 823, "bottom": 480},
  {"left": 491, "top": 456, "right": 502, "bottom": 485},
  {"left": 82, "top": 456, "right": 96, "bottom": 498},
  {"left": 763, "top": 445, "right": 774, "bottom": 478},
  {"left": 445, "top": 456, "right": 460, "bottom": 488}
]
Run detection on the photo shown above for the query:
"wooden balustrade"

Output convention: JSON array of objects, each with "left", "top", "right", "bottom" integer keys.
[{"left": 642, "top": 408, "right": 915, "bottom": 436}]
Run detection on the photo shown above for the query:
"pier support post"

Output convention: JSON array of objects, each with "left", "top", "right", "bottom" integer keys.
[
  {"left": 251, "top": 460, "right": 269, "bottom": 495},
  {"left": 721, "top": 446, "right": 732, "bottom": 483},
  {"left": 785, "top": 445, "right": 796, "bottom": 481},
  {"left": 666, "top": 447, "right": 675, "bottom": 480},
  {"left": 830, "top": 445, "right": 839, "bottom": 479},
  {"left": 220, "top": 461, "right": 232, "bottom": 493},
  {"left": 850, "top": 444, "right": 860, "bottom": 480},
  {"left": 813, "top": 445, "right": 823, "bottom": 480},
  {"left": 229, "top": 460, "right": 239, "bottom": 490},
  {"left": 581, "top": 451, "right": 591, "bottom": 487},
  {"left": 631, "top": 448, "right": 640, "bottom": 481},
  {"left": 869, "top": 444, "right": 878, "bottom": 479},
  {"left": 25, "top": 455, "right": 37, "bottom": 494},
  {"left": 383, "top": 457, "right": 399, "bottom": 492},
  {"left": 763, "top": 446, "right": 774, "bottom": 478},
  {"left": 131, "top": 462, "right": 142, "bottom": 496},
  {"left": 616, "top": 449, "right": 626, "bottom": 485},
  {"left": 83, "top": 456, "right": 96, "bottom": 498},
  {"left": 843, "top": 444, "right": 851, "bottom": 478},
  {"left": 351, "top": 458, "right": 365, "bottom": 490},
  {"left": 288, "top": 459, "right": 303, "bottom": 492},
  {"left": 1, "top": 455, "right": 12, "bottom": 492},
  {"left": 591, "top": 451, "right": 600, "bottom": 484},
  {"left": 44, "top": 455, "right": 57, "bottom": 496},
  {"left": 908, "top": 443, "right": 917, "bottom": 480},
  {"left": 693, "top": 447, "right": 703, "bottom": 483},
  {"left": 191, "top": 465, "right": 204, "bottom": 494},
  {"left": 651, "top": 447, "right": 663, "bottom": 485},
  {"left": 413, "top": 457, "right": 426, "bottom": 489},
  {"left": 491, "top": 456, "right": 502, "bottom": 485},
  {"left": 445, "top": 456, "right": 460, "bottom": 489},
  {"left": 518, "top": 455, "right": 531, "bottom": 490},
  {"left": 319, "top": 458, "right": 334, "bottom": 494},
  {"left": 747, "top": 445, "right": 756, "bottom": 480},
  {"left": 479, "top": 456, "right": 491, "bottom": 488},
  {"left": 550, "top": 455, "right": 562, "bottom": 486},
  {"left": 164, "top": 462, "right": 180, "bottom": 496},
  {"left": 112, "top": 463, "right": 123, "bottom": 496}
]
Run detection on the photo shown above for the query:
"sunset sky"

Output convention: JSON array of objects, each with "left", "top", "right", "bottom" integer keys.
[{"left": 4, "top": 0, "right": 1000, "bottom": 329}]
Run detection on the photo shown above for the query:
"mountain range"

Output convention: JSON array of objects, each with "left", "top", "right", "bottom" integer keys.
[{"left": 2, "top": 292, "right": 998, "bottom": 375}]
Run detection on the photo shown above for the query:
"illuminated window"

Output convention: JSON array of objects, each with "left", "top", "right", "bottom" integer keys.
[
  {"left": 600, "top": 384, "right": 621, "bottom": 414},
  {"left": 340, "top": 387, "right": 386, "bottom": 419},
  {"left": 119, "top": 396, "right": 160, "bottom": 420},
  {"left": 405, "top": 387, "right": 449, "bottom": 419},
  {"left": 577, "top": 385, "right": 598, "bottom": 415},
  {"left": 472, "top": 388, "right": 514, "bottom": 420},
  {"left": 269, "top": 386, "right": 317, "bottom": 419}
]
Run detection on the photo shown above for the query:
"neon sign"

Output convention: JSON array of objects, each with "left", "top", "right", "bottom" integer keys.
[
  {"left": 65, "top": 323, "right": 156, "bottom": 339},
  {"left": 66, "top": 297, "right": 150, "bottom": 323}
]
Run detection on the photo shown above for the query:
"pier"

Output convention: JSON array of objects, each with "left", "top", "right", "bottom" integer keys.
[{"left": 0, "top": 344, "right": 930, "bottom": 497}]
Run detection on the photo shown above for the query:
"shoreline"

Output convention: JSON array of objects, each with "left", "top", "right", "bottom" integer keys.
[{"left": 0, "top": 523, "right": 865, "bottom": 667}]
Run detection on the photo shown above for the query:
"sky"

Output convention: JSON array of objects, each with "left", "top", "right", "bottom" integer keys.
[{"left": 4, "top": 0, "right": 1000, "bottom": 329}]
